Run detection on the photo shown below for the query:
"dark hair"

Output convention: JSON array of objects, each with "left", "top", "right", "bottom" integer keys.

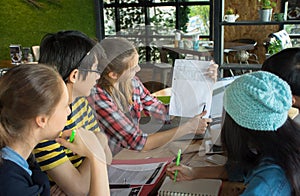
[
  {"left": 0, "top": 64, "right": 63, "bottom": 153},
  {"left": 262, "top": 47, "right": 300, "bottom": 96},
  {"left": 221, "top": 113, "right": 300, "bottom": 195},
  {"left": 39, "top": 30, "right": 106, "bottom": 82}
]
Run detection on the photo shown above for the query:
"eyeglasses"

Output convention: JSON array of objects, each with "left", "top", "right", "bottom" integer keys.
[
  {"left": 63, "top": 51, "right": 92, "bottom": 83},
  {"left": 78, "top": 68, "right": 102, "bottom": 74}
]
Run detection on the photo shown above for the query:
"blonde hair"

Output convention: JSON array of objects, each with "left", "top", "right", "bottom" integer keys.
[{"left": 98, "top": 37, "right": 137, "bottom": 111}]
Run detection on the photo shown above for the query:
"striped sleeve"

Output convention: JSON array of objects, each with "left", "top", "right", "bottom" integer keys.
[{"left": 33, "top": 97, "right": 100, "bottom": 172}]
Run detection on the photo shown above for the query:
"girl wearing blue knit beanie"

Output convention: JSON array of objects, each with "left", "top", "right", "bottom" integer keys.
[
  {"left": 262, "top": 47, "right": 300, "bottom": 109},
  {"left": 167, "top": 71, "right": 300, "bottom": 195}
]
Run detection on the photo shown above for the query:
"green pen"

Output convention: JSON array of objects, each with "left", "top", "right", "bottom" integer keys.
[
  {"left": 174, "top": 149, "right": 181, "bottom": 182},
  {"left": 69, "top": 129, "right": 76, "bottom": 143}
]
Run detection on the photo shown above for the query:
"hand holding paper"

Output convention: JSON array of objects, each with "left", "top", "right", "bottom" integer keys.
[
  {"left": 206, "top": 61, "right": 219, "bottom": 82},
  {"left": 169, "top": 60, "right": 216, "bottom": 118}
]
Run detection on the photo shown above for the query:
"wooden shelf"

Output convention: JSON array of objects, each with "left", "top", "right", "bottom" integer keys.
[
  {"left": 213, "top": 0, "right": 299, "bottom": 77},
  {"left": 220, "top": 20, "right": 300, "bottom": 26},
  {"left": 219, "top": 63, "right": 262, "bottom": 70}
]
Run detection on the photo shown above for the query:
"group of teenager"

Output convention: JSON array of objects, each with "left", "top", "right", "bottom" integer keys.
[{"left": 0, "top": 29, "right": 299, "bottom": 196}]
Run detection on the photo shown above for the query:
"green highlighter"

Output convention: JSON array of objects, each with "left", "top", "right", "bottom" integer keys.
[
  {"left": 174, "top": 149, "right": 181, "bottom": 182},
  {"left": 69, "top": 129, "right": 76, "bottom": 143}
]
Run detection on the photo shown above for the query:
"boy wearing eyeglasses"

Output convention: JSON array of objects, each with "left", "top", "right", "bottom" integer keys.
[{"left": 33, "top": 30, "right": 111, "bottom": 195}]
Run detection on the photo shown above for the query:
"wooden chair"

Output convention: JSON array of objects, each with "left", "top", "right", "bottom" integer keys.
[
  {"left": 224, "top": 39, "right": 259, "bottom": 76},
  {"left": 150, "top": 40, "right": 174, "bottom": 87}
]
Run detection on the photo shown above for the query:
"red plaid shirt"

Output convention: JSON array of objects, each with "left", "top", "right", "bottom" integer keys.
[{"left": 88, "top": 77, "right": 168, "bottom": 154}]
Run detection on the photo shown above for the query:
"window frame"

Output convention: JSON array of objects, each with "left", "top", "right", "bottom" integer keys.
[{"left": 95, "top": 0, "right": 213, "bottom": 62}]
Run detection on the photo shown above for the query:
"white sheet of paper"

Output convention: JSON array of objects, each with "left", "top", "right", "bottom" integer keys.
[
  {"left": 110, "top": 187, "right": 142, "bottom": 196},
  {"left": 110, "top": 189, "right": 133, "bottom": 196},
  {"left": 210, "top": 77, "right": 237, "bottom": 118},
  {"left": 108, "top": 162, "right": 166, "bottom": 185},
  {"left": 169, "top": 59, "right": 214, "bottom": 118},
  {"left": 199, "top": 76, "right": 237, "bottom": 153}
]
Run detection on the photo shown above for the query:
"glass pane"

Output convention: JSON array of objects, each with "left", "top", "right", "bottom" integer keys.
[
  {"left": 153, "top": 0, "right": 176, "bottom": 2},
  {"left": 182, "top": 0, "right": 210, "bottom": 2},
  {"left": 119, "top": 7, "right": 145, "bottom": 33},
  {"left": 120, "top": 0, "right": 139, "bottom": 3},
  {"left": 187, "top": 5, "right": 210, "bottom": 36},
  {"left": 285, "top": 24, "right": 300, "bottom": 47},
  {"left": 284, "top": 24, "right": 300, "bottom": 35},
  {"left": 104, "top": 7, "right": 116, "bottom": 35},
  {"left": 104, "top": 0, "right": 116, "bottom": 4},
  {"left": 149, "top": 7, "right": 176, "bottom": 34}
]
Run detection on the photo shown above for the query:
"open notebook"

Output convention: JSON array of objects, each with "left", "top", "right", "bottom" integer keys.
[{"left": 158, "top": 177, "right": 222, "bottom": 196}]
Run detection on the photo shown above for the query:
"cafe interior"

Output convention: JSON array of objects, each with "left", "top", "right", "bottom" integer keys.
[
  {"left": 1, "top": 0, "right": 300, "bottom": 195},
  {"left": 2, "top": 0, "right": 300, "bottom": 82}
]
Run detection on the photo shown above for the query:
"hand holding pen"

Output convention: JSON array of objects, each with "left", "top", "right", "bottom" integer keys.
[
  {"left": 183, "top": 104, "right": 212, "bottom": 135},
  {"left": 166, "top": 157, "right": 195, "bottom": 181},
  {"left": 56, "top": 128, "right": 107, "bottom": 162},
  {"left": 174, "top": 149, "right": 181, "bottom": 182}
]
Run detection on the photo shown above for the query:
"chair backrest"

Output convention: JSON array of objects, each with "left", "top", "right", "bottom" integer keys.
[
  {"left": 150, "top": 39, "right": 175, "bottom": 64},
  {"left": 269, "top": 30, "right": 292, "bottom": 49}
]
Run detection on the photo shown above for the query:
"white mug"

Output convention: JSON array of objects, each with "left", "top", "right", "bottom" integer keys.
[{"left": 224, "top": 14, "right": 239, "bottom": 22}]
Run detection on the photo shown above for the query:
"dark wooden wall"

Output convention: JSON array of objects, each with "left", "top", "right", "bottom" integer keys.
[{"left": 224, "top": 0, "right": 281, "bottom": 63}]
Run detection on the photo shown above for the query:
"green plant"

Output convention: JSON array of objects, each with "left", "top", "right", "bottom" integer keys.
[
  {"left": 0, "top": 0, "right": 95, "bottom": 60},
  {"left": 267, "top": 39, "right": 282, "bottom": 55},
  {"left": 258, "top": 0, "right": 276, "bottom": 9},
  {"left": 225, "top": 8, "right": 235, "bottom": 15}
]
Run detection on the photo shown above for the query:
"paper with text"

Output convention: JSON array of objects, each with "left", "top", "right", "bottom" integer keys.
[
  {"left": 110, "top": 187, "right": 142, "bottom": 196},
  {"left": 108, "top": 162, "right": 167, "bottom": 185},
  {"left": 169, "top": 59, "right": 214, "bottom": 118}
]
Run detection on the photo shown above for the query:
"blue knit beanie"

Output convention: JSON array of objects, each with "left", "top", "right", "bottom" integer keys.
[{"left": 223, "top": 71, "right": 292, "bottom": 131}]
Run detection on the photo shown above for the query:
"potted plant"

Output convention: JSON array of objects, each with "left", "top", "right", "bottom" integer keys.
[
  {"left": 225, "top": 8, "right": 235, "bottom": 15},
  {"left": 224, "top": 8, "right": 239, "bottom": 22},
  {"left": 266, "top": 38, "right": 282, "bottom": 58},
  {"left": 258, "top": 0, "right": 276, "bottom": 21}
]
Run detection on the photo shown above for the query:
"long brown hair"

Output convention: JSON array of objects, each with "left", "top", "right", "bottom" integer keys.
[
  {"left": 0, "top": 64, "right": 63, "bottom": 154},
  {"left": 98, "top": 37, "right": 137, "bottom": 111}
]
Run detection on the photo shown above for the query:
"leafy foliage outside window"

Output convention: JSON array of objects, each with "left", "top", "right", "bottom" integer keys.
[
  {"left": 103, "top": 0, "right": 197, "bottom": 63},
  {"left": 189, "top": 5, "right": 210, "bottom": 36}
]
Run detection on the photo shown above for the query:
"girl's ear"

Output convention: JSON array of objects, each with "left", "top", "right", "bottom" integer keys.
[
  {"left": 292, "top": 96, "right": 296, "bottom": 105},
  {"left": 108, "top": 71, "right": 119, "bottom": 80},
  {"left": 35, "top": 115, "right": 48, "bottom": 129},
  {"left": 67, "top": 69, "right": 79, "bottom": 84}
]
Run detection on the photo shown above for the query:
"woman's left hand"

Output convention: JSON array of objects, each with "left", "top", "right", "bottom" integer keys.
[{"left": 206, "top": 61, "right": 219, "bottom": 82}]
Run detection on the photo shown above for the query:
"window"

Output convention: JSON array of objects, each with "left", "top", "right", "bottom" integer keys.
[
  {"left": 283, "top": 0, "right": 300, "bottom": 47},
  {"left": 96, "top": 0, "right": 212, "bottom": 63}
]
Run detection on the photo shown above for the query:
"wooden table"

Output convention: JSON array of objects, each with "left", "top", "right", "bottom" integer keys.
[
  {"left": 162, "top": 41, "right": 255, "bottom": 60},
  {"left": 0, "top": 60, "right": 38, "bottom": 76},
  {"left": 113, "top": 139, "right": 245, "bottom": 196},
  {"left": 0, "top": 60, "right": 14, "bottom": 68},
  {"left": 151, "top": 87, "right": 171, "bottom": 97},
  {"left": 162, "top": 45, "right": 213, "bottom": 61}
]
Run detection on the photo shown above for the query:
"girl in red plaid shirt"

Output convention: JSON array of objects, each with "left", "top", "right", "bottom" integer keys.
[{"left": 88, "top": 37, "right": 218, "bottom": 154}]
